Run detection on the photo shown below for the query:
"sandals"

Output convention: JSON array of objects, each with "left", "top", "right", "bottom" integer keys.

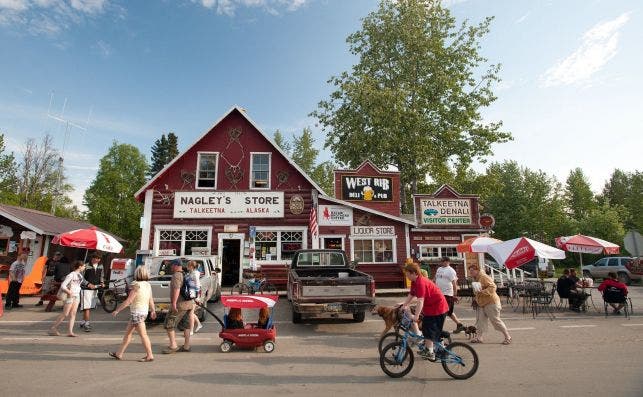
[
  {"left": 470, "top": 338, "right": 484, "bottom": 343},
  {"left": 162, "top": 346, "right": 179, "bottom": 354},
  {"left": 108, "top": 352, "right": 122, "bottom": 360},
  {"left": 502, "top": 337, "right": 512, "bottom": 345},
  {"left": 48, "top": 329, "right": 60, "bottom": 336},
  {"left": 178, "top": 346, "right": 191, "bottom": 352},
  {"left": 138, "top": 357, "right": 154, "bottom": 362}
]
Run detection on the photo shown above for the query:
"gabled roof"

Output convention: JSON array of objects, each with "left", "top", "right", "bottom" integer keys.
[
  {"left": 135, "top": 106, "right": 326, "bottom": 200},
  {"left": 429, "top": 184, "right": 479, "bottom": 199},
  {"left": 319, "top": 195, "right": 416, "bottom": 226},
  {"left": 0, "top": 204, "right": 125, "bottom": 240}
]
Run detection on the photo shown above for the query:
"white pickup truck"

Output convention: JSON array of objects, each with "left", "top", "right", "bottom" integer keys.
[{"left": 146, "top": 256, "right": 222, "bottom": 321}]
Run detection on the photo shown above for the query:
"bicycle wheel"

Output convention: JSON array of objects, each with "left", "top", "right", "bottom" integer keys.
[
  {"left": 441, "top": 342, "right": 479, "bottom": 380},
  {"left": 101, "top": 290, "right": 118, "bottom": 313},
  {"left": 379, "top": 341, "right": 414, "bottom": 378},
  {"left": 259, "top": 282, "right": 277, "bottom": 294},
  {"left": 378, "top": 331, "right": 402, "bottom": 354},
  {"left": 231, "top": 283, "right": 250, "bottom": 295}
]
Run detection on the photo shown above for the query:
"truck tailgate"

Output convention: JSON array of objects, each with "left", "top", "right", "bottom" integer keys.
[{"left": 302, "top": 284, "right": 366, "bottom": 296}]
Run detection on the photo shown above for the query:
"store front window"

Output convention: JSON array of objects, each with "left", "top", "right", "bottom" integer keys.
[
  {"left": 255, "top": 228, "right": 305, "bottom": 262},
  {"left": 418, "top": 245, "right": 460, "bottom": 260},
  {"left": 156, "top": 227, "right": 211, "bottom": 256},
  {"left": 352, "top": 238, "right": 396, "bottom": 263}
]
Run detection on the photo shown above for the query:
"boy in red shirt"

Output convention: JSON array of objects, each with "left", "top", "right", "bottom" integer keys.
[
  {"left": 598, "top": 272, "right": 628, "bottom": 314},
  {"left": 402, "top": 262, "right": 449, "bottom": 361}
]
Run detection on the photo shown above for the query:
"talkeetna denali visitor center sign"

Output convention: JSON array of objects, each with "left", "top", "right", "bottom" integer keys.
[{"left": 419, "top": 198, "right": 472, "bottom": 225}]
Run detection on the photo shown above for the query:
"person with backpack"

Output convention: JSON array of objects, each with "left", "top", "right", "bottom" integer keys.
[
  {"left": 162, "top": 260, "right": 194, "bottom": 354},
  {"left": 186, "top": 260, "right": 203, "bottom": 335}
]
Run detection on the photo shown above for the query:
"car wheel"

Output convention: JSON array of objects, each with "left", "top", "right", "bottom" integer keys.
[
  {"left": 292, "top": 310, "right": 302, "bottom": 324},
  {"left": 617, "top": 272, "right": 631, "bottom": 285},
  {"left": 263, "top": 340, "right": 275, "bottom": 353},
  {"left": 353, "top": 311, "right": 366, "bottom": 322},
  {"left": 220, "top": 341, "right": 232, "bottom": 353},
  {"left": 208, "top": 285, "right": 221, "bottom": 303}
]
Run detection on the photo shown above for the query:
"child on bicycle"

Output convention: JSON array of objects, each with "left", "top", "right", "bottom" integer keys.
[
  {"left": 401, "top": 262, "right": 449, "bottom": 361},
  {"left": 187, "top": 261, "right": 203, "bottom": 335}
]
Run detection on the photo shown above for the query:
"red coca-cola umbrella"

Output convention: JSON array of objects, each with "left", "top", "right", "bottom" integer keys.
[
  {"left": 555, "top": 234, "right": 620, "bottom": 276},
  {"left": 456, "top": 236, "right": 502, "bottom": 253},
  {"left": 488, "top": 237, "right": 565, "bottom": 270},
  {"left": 52, "top": 227, "right": 123, "bottom": 254}
]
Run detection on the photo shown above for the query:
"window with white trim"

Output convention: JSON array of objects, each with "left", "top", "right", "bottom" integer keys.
[
  {"left": 352, "top": 238, "right": 396, "bottom": 263},
  {"left": 418, "top": 245, "right": 460, "bottom": 260},
  {"left": 156, "top": 227, "right": 211, "bottom": 256},
  {"left": 250, "top": 153, "right": 270, "bottom": 189},
  {"left": 255, "top": 228, "right": 304, "bottom": 262},
  {"left": 196, "top": 152, "right": 218, "bottom": 188}
]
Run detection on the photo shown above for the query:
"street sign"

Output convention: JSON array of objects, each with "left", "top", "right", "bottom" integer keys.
[{"left": 624, "top": 230, "right": 643, "bottom": 256}]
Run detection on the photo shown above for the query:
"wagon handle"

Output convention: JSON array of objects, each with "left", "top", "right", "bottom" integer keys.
[{"left": 195, "top": 301, "right": 224, "bottom": 328}]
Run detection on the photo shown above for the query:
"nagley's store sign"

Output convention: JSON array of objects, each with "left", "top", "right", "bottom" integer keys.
[
  {"left": 419, "top": 198, "right": 472, "bottom": 225},
  {"left": 174, "top": 192, "right": 284, "bottom": 219}
]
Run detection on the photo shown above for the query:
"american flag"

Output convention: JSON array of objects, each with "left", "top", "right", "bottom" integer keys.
[{"left": 309, "top": 205, "right": 319, "bottom": 239}]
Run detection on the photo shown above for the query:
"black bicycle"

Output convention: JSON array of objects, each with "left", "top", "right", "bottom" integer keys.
[
  {"left": 100, "top": 279, "right": 130, "bottom": 313},
  {"left": 379, "top": 313, "right": 478, "bottom": 379}
]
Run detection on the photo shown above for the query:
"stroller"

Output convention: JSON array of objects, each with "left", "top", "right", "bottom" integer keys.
[{"left": 214, "top": 294, "right": 278, "bottom": 353}]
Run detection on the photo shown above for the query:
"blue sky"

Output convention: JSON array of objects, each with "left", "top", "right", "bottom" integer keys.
[{"left": 1, "top": 0, "right": 641, "bottom": 209}]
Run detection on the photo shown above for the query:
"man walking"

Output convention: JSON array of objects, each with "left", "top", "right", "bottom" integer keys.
[
  {"left": 5, "top": 253, "right": 27, "bottom": 310},
  {"left": 435, "top": 256, "right": 465, "bottom": 333},
  {"left": 163, "top": 260, "right": 194, "bottom": 353},
  {"left": 79, "top": 254, "right": 104, "bottom": 331}
]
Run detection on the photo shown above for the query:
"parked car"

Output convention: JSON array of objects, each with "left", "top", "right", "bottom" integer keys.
[{"left": 582, "top": 256, "right": 640, "bottom": 285}]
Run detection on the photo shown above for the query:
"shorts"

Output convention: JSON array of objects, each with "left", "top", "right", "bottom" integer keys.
[
  {"left": 65, "top": 295, "right": 80, "bottom": 305},
  {"left": 79, "top": 289, "right": 98, "bottom": 310},
  {"left": 130, "top": 312, "right": 148, "bottom": 325},
  {"left": 445, "top": 295, "right": 456, "bottom": 316},
  {"left": 164, "top": 308, "right": 191, "bottom": 330},
  {"left": 421, "top": 313, "right": 447, "bottom": 343}
]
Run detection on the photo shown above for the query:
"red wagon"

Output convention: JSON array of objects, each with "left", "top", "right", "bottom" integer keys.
[{"left": 218, "top": 295, "right": 278, "bottom": 353}]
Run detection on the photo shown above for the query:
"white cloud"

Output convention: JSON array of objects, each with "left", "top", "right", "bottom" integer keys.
[
  {"left": 540, "top": 12, "right": 630, "bottom": 87},
  {"left": 0, "top": 0, "right": 111, "bottom": 37},
  {"left": 93, "top": 39, "right": 112, "bottom": 57},
  {"left": 195, "top": 0, "right": 309, "bottom": 16},
  {"left": 515, "top": 11, "right": 529, "bottom": 24}
]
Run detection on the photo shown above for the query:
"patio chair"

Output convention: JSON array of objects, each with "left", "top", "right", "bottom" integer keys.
[
  {"left": 530, "top": 282, "right": 556, "bottom": 320},
  {"left": 602, "top": 287, "right": 631, "bottom": 320}
]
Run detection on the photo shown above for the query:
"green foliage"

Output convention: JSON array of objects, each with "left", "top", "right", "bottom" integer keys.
[
  {"left": 577, "top": 202, "right": 626, "bottom": 248},
  {"left": 288, "top": 127, "right": 335, "bottom": 196},
  {"left": 85, "top": 142, "right": 149, "bottom": 254},
  {"left": 148, "top": 132, "right": 179, "bottom": 179},
  {"left": 600, "top": 169, "right": 642, "bottom": 232},
  {"left": 564, "top": 168, "right": 596, "bottom": 221},
  {"left": 311, "top": 0, "right": 511, "bottom": 212},
  {"left": 0, "top": 133, "right": 18, "bottom": 204},
  {"left": 475, "top": 161, "right": 572, "bottom": 244},
  {"left": 273, "top": 130, "right": 291, "bottom": 155}
]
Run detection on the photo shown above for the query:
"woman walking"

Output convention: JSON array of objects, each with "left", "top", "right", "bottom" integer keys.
[
  {"left": 49, "top": 261, "right": 96, "bottom": 337},
  {"left": 109, "top": 266, "right": 157, "bottom": 362},
  {"left": 468, "top": 263, "right": 512, "bottom": 345}
]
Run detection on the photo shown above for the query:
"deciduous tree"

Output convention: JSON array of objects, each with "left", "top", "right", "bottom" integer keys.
[
  {"left": 85, "top": 142, "right": 148, "bottom": 254},
  {"left": 312, "top": 0, "right": 511, "bottom": 212}
]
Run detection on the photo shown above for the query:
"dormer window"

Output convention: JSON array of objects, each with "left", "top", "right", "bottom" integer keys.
[
  {"left": 196, "top": 152, "right": 218, "bottom": 189},
  {"left": 250, "top": 152, "right": 270, "bottom": 189}
]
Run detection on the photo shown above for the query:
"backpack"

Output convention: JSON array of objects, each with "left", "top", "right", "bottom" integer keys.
[{"left": 180, "top": 273, "right": 197, "bottom": 300}]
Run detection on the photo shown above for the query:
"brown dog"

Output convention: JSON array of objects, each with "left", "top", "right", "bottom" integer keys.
[{"left": 371, "top": 305, "right": 402, "bottom": 338}]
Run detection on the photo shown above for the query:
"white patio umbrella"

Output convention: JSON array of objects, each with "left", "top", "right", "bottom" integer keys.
[
  {"left": 555, "top": 234, "right": 620, "bottom": 278},
  {"left": 488, "top": 237, "right": 565, "bottom": 270}
]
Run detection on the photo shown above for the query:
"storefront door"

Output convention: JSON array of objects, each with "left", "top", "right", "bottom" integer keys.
[{"left": 218, "top": 233, "right": 244, "bottom": 286}]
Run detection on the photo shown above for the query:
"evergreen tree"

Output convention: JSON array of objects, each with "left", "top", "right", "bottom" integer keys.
[
  {"left": 148, "top": 133, "right": 179, "bottom": 179},
  {"left": 273, "top": 129, "right": 291, "bottom": 155},
  {"left": 290, "top": 127, "right": 335, "bottom": 195}
]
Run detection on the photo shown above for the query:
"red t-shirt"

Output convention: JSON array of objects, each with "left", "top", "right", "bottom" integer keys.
[{"left": 410, "top": 276, "right": 449, "bottom": 316}]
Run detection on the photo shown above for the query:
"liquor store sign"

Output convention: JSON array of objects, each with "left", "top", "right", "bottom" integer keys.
[
  {"left": 419, "top": 199, "right": 472, "bottom": 225},
  {"left": 174, "top": 192, "right": 284, "bottom": 218}
]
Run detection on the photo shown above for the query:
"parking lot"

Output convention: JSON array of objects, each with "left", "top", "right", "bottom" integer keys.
[{"left": 2, "top": 288, "right": 643, "bottom": 397}]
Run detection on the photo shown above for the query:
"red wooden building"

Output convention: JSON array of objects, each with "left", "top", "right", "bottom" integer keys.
[{"left": 135, "top": 107, "right": 485, "bottom": 289}]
